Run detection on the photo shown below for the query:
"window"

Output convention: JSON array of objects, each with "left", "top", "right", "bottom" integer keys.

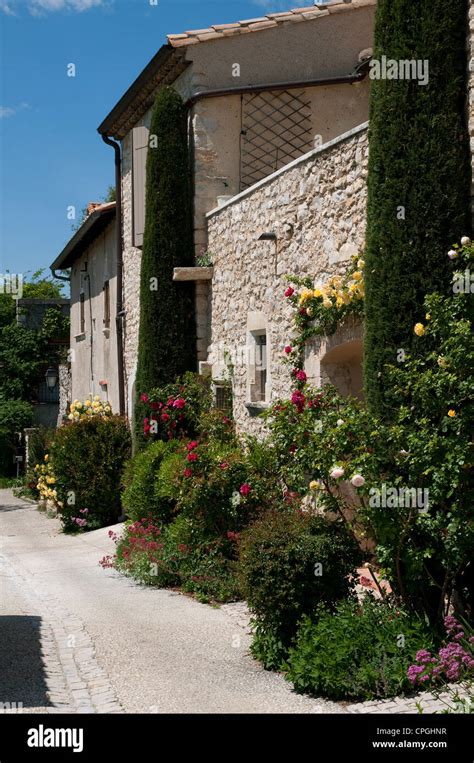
[
  {"left": 103, "top": 280, "right": 110, "bottom": 329},
  {"left": 250, "top": 332, "right": 267, "bottom": 403},
  {"left": 79, "top": 292, "right": 85, "bottom": 335},
  {"left": 214, "top": 382, "right": 233, "bottom": 415}
]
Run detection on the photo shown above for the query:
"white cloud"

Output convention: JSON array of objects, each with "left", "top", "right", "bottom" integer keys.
[
  {"left": 0, "top": 103, "right": 30, "bottom": 118},
  {"left": 0, "top": 1, "right": 17, "bottom": 15},
  {"left": 1, "top": 0, "right": 111, "bottom": 14}
]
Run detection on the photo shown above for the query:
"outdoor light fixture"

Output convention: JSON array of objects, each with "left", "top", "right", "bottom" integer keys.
[
  {"left": 45, "top": 367, "right": 58, "bottom": 389},
  {"left": 257, "top": 231, "right": 277, "bottom": 241}
]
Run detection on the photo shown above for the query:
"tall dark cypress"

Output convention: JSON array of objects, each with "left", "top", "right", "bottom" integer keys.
[
  {"left": 364, "top": 0, "right": 471, "bottom": 414},
  {"left": 134, "top": 87, "right": 196, "bottom": 447}
]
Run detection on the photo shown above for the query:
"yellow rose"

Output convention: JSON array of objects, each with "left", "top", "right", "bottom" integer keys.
[
  {"left": 322, "top": 298, "right": 332, "bottom": 309},
  {"left": 447, "top": 409, "right": 456, "bottom": 418},
  {"left": 85, "top": 400, "right": 92, "bottom": 407},
  {"left": 298, "top": 288, "right": 314, "bottom": 306},
  {"left": 44, "top": 454, "right": 49, "bottom": 462},
  {"left": 94, "top": 395, "right": 100, "bottom": 401},
  {"left": 335, "top": 295, "right": 344, "bottom": 308},
  {"left": 348, "top": 283, "right": 358, "bottom": 294},
  {"left": 414, "top": 323, "right": 425, "bottom": 337},
  {"left": 342, "top": 292, "right": 351, "bottom": 305},
  {"left": 68, "top": 413, "right": 74, "bottom": 421},
  {"left": 309, "top": 480, "right": 322, "bottom": 491},
  {"left": 425, "top": 314, "right": 431, "bottom": 321},
  {"left": 353, "top": 271, "right": 363, "bottom": 282},
  {"left": 357, "top": 259, "right": 365, "bottom": 270},
  {"left": 313, "top": 288, "right": 323, "bottom": 298}
]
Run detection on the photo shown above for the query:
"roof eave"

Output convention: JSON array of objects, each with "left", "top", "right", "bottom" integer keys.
[{"left": 51, "top": 205, "right": 116, "bottom": 272}]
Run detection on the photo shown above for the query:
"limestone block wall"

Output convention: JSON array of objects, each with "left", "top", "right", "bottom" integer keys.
[{"left": 206, "top": 123, "right": 369, "bottom": 435}]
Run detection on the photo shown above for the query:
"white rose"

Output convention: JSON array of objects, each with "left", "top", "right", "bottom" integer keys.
[
  {"left": 330, "top": 466, "right": 345, "bottom": 479},
  {"left": 399, "top": 449, "right": 409, "bottom": 456},
  {"left": 461, "top": 236, "right": 471, "bottom": 247},
  {"left": 351, "top": 474, "right": 365, "bottom": 488},
  {"left": 447, "top": 250, "right": 457, "bottom": 259},
  {"left": 336, "top": 419, "right": 345, "bottom": 427}
]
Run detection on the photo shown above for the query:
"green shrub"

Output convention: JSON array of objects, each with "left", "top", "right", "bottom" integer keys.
[
  {"left": 364, "top": 0, "right": 471, "bottom": 414},
  {"left": 239, "top": 511, "right": 362, "bottom": 668},
  {"left": 134, "top": 87, "right": 196, "bottom": 448},
  {"left": 286, "top": 598, "right": 434, "bottom": 700},
  {"left": 121, "top": 439, "right": 179, "bottom": 523},
  {"left": 51, "top": 416, "right": 131, "bottom": 532},
  {"left": 111, "top": 514, "right": 241, "bottom": 603}
]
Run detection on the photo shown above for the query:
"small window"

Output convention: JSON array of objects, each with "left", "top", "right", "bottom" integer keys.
[
  {"left": 80, "top": 292, "right": 85, "bottom": 334},
  {"left": 214, "top": 382, "right": 233, "bottom": 415},
  {"left": 103, "top": 280, "right": 110, "bottom": 329},
  {"left": 250, "top": 332, "right": 267, "bottom": 403}
]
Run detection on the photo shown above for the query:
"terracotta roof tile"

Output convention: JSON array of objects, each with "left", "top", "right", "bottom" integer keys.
[{"left": 167, "top": 2, "right": 376, "bottom": 48}]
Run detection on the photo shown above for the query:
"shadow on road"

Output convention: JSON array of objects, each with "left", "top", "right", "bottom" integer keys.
[{"left": 0, "top": 616, "right": 52, "bottom": 709}]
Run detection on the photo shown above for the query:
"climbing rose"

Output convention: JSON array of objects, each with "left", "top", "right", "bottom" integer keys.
[
  {"left": 330, "top": 466, "right": 345, "bottom": 479},
  {"left": 291, "top": 390, "right": 306, "bottom": 412},
  {"left": 351, "top": 474, "right": 365, "bottom": 488},
  {"left": 284, "top": 286, "right": 294, "bottom": 297},
  {"left": 296, "top": 370, "right": 307, "bottom": 382}
]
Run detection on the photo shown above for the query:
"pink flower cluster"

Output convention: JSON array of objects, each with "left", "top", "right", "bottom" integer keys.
[{"left": 408, "top": 616, "right": 474, "bottom": 687}]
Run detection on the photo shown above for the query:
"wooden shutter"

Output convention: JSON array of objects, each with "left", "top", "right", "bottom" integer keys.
[{"left": 132, "top": 125, "right": 149, "bottom": 248}]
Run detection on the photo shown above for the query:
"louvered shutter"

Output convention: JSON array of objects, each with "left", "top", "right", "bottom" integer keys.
[{"left": 132, "top": 125, "right": 149, "bottom": 247}]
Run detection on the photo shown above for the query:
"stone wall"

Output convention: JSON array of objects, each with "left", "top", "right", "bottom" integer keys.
[{"left": 206, "top": 123, "right": 369, "bottom": 434}]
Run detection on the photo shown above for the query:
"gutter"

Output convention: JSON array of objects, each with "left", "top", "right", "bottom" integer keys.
[
  {"left": 184, "top": 59, "right": 371, "bottom": 107},
  {"left": 100, "top": 134, "right": 125, "bottom": 418}
]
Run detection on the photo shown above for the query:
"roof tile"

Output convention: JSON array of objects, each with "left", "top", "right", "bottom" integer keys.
[
  {"left": 212, "top": 23, "right": 241, "bottom": 30},
  {"left": 248, "top": 20, "right": 278, "bottom": 31},
  {"left": 196, "top": 31, "right": 226, "bottom": 42}
]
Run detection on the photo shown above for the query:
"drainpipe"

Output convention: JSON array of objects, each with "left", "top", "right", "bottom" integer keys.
[
  {"left": 100, "top": 134, "right": 125, "bottom": 417},
  {"left": 184, "top": 59, "right": 371, "bottom": 108}
]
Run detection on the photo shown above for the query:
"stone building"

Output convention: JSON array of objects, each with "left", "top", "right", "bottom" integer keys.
[
  {"left": 50, "top": 202, "right": 120, "bottom": 413},
  {"left": 97, "top": 0, "right": 377, "bottom": 421}
]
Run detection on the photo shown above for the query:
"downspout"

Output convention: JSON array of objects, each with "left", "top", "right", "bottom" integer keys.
[{"left": 100, "top": 134, "right": 125, "bottom": 417}]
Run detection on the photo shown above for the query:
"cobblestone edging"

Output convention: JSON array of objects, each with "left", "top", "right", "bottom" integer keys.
[{"left": 0, "top": 554, "right": 122, "bottom": 714}]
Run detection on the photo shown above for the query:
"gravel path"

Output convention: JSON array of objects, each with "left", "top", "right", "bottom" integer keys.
[{"left": 0, "top": 489, "right": 341, "bottom": 714}]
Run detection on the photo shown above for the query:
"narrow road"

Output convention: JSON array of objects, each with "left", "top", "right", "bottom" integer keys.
[{"left": 0, "top": 489, "right": 341, "bottom": 714}]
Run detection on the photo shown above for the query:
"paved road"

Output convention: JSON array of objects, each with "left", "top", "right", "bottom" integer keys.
[{"left": 0, "top": 489, "right": 342, "bottom": 714}]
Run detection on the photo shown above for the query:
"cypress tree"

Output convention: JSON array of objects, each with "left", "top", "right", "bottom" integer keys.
[
  {"left": 134, "top": 87, "right": 196, "bottom": 446},
  {"left": 364, "top": 0, "right": 471, "bottom": 414}
]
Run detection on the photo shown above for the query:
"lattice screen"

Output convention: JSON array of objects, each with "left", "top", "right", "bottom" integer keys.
[{"left": 240, "top": 90, "right": 313, "bottom": 190}]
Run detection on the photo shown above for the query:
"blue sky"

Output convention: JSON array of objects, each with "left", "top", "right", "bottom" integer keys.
[{"left": 0, "top": 0, "right": 295, "bottom": 280}]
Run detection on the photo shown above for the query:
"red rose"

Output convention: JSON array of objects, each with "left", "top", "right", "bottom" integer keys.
[
  {"left": 183, "top": 468, "right": 192, "bottom": 478},
  {"left": 173, "top": 397, "right": 186, "bottom": 409},
  {"left": 187, "top": 441, "right": 198, "bottom": 451},
  {"left": 140, "top": 393, "right": 149, "bottom": 403},
  {"left": 187, "top": 452, "right": 198, "bottom": 462},
  {"left": 284, "top": 346, "right": 293, "bottom": 354},
  {"left": 284, "top": 286, "right": 294, "bottom": 297},
  {"left": 296, "top": 370, "right": 307, "bottom": 382},
  {"left": 150, "top": 402, "right": 160, "bottom": 411},
  {"left": 161, "top": 413, "right": 170, "bottom": 422},
  {"left": 239, "top": 483, "right": 251, "bottom": 496}
]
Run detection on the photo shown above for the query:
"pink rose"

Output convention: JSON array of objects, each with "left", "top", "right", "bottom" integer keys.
[
  {"left": 173, "top": 398, "right": 186, "bottom": 409},
  {"left": 140, "top": 393, "right": 149, "bottom": 403},
  {"left": 285, "top": 287, "right": 294, "bottom": 297},
  {"left": 187, "top": 452, "right": 198, "bottom": 463},
  {"left": 240, "top": 483, "right": 251, "bottom": 496},
  {"left": 284, "top": 346, "right": 293, "bottom": 354},
  {"left": 296, "top": 370, "right": 307, "bottom": 382}
]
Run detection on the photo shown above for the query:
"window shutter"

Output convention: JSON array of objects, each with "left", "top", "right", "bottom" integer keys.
[{"left": 132, "top": 125, "right": 149, "bottom": 248}]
